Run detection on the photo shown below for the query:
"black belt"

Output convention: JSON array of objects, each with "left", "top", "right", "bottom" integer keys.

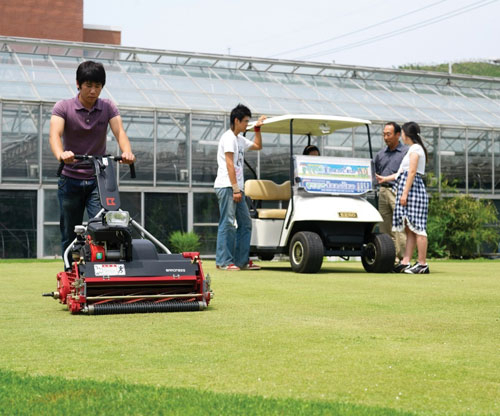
[{"left": 380, "top": 183, "right": 393, "bottom": 188}]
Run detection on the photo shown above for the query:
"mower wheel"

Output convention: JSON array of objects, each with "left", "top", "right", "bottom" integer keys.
[
  {"left": 361, "top": 233, "right": 395, "bottom": 273},
  {"left": 289, "top": 231, "right": 323, "bottom": 273}
]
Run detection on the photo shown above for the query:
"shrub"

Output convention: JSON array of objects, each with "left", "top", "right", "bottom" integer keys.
[
  {"left": 427, "top": 176, "right": 499, "bottom": 258},
  {"left": 168, "top": 231, "right": 201, "bottom": 253}
]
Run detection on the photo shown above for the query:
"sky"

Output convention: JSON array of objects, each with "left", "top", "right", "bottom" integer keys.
[{"left": 83, "top": 0, "right": 499, "bottom": 69}]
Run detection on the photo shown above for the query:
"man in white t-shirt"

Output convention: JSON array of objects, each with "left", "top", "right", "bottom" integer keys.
[{"left": 214, "top": 104, "right": 266, "bottom": 271}]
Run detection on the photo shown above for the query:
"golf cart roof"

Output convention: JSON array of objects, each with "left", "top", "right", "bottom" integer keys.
[{"left": 247, "top": 114, "right": 371, "bottom": 136}]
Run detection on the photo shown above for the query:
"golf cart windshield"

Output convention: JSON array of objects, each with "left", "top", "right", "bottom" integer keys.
[{"left": 247, "top": 115, "right": 374, "bottom": 196}]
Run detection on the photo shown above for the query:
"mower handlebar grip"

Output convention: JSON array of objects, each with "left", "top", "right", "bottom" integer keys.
[
  {"left": 56, "top": 155, "right": 87, "bottom": 177},
  {"left": 112, "top": 156, "right": 136, "bottom": 178},
  {"left": 129, "top": 163, "right": 136, "bottom": 179},
  {"left": 56, "top": 161, "right": 64, "bottom": 177},
  {"left": 56, "top": 155, "right": 136, "bottom": 178}
]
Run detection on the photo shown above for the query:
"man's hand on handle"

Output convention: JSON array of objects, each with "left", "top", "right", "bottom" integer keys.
[
  {"left": 59, "top": 150, "right": 75, "bottom": 164},
  {"left": 120, "top": 151, "right": 135, "bottom": 164}
]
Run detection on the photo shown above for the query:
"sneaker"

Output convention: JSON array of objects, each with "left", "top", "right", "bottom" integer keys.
[
  {"left": 404, "top": 262, "right": 430, "bottom": 274},
  {"left": 216, "top": 264, "right": 240, "bottom": 271},
  {"left": 241, "top": 260, "right": 261, "bottom": 270},
  {"left": 393, "top": 263, "right": 410, "bottom": 273}
]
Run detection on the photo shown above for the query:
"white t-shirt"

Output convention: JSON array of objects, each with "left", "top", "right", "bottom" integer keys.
[
  {"left": 214, "top": 129, "right": 254, "bottom": 189},
  {"left": 397, "top": 144, "right": 426, "bottom": 175}
]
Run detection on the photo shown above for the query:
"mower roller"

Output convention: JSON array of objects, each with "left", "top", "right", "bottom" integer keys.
[{"left": 43, "top": 155, "right": 213, "bottom": 315}]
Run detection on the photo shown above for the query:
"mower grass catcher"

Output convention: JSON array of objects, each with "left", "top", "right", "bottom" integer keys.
[{"left": 43, "top": 156, "right": 213, "bottom": 315}]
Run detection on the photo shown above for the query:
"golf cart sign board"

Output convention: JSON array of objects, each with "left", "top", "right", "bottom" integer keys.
[{"left": 295, "top": 155, "right": 373, "bottom": 195}]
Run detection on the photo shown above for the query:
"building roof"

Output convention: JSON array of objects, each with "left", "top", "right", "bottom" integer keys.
[{"left": 1, "top": 36, "right": 500, "bottom": 128}]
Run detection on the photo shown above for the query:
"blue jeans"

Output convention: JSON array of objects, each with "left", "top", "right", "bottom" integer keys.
[
  {"left": 215, "top": 187, "right": 252, "bottom": 268},
  {"left": 58, "top": 174, "right": 101, "bottom": 258}
]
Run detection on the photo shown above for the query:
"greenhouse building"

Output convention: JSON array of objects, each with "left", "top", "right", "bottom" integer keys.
[{"left": 1, "top": 36, "right": 500, "bottom": 258}]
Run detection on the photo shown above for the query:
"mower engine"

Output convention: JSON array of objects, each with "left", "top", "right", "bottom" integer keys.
[
  {"left": 45, "top": 210, "right": 212, "bottom": 315},
  {"left": 44, "top": 155, "right": 212, "bottom": 315}
]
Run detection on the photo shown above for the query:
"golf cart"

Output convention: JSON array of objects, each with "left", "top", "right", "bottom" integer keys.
[{"left": 245, "top": 115, "right": 395, "bottom": 273}]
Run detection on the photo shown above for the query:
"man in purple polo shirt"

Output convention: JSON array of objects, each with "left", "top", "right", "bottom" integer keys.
[{"left": 49, "top": 60, "right": 135, "bottom": 260}]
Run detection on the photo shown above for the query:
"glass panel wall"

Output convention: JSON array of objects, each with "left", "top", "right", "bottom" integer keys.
[
  {"left": 259, "top": 132, "right": 297, "bottom": 183},
  {"left": 3, "top": 45, "right": 500, "bottom": 128},
  {"left": 494, "top": 132, "right": 500, "bottom": 193},
  {"left": 468, "top": 129, "right": 493, "bottom": 194},
  {"left": 244, "top": 71, "right": 307, "bottom": 114},
  {"left": 19, "top": 54, "right": 72, "bottom": 101},
  {"left": 421, "top": 126, "right": 439, "bottom": 192},
  {"left": 349, "top": 79, "right": 404, "bottom": 121},
  {"left": 323, "top": 130, "right": 351, "bottom": 157},
  {"left": 120, "top": 110, "right": 154, "bottom": 185},
  {"left": 156, "top": 112, "right": 189, "bottom": 185},
  {"left": 0, "top": 51, "right": 38, "bottom": 100},
  {"left": 41, "top": 104, "right": 59, "bottom": 183},
  {"left": 44, "top": 189, "right": 59, "bottom": 222},
  {"left": 243, "top": 129, "right": 259, "bottom": 181},
  {"left": 191, "top": 114, "right": 224, "bottom": 186},
  {"left": 120, "top": 191, "right": 143, "bottom": 239},
  {"left": 157, "top": 65, "right": 220, "bottom": 111},
  {"left": 373, "top": 81, "right": 436, "bottom": 122},
  {"left": 0, "top": 190, "right": 37, "bottom": 258},
  {"left": 193, "top": 192, "right": 219, "bottom": 224},
  {"left": 368, "top": 123, "right": 385, "bottom": 155},
  {"left": 439, "top": 128, "right": 466, "bottom": 191},
  {"left": 2, "top": 101, "right": 500, "bottom": 258},
  {"left": 184, "top": 66, "right": 239, "bottom": 110},
  {"left": 352, "top": 125, "right": 372, "bottom": 159},
  {"left": 432, "top": 86, "right": 490, "bottom": 126},
  {"left": 2, "top": 103, "right": 40, "bottom": 182},
  {"left": 43, "top": 189, "right": 59, "bottom": 257},
  {"left": 298, "top": 75, "right": 347, "bottom": 115},
  {"left": 120, "top": 192, "right": 141, "bottom": 223},
  {"left": 193, "top": 192, "right": 219, "bottom": 254},
  {"left": 321, "top": 78, "right": 375, "bottom": 119},
  {"left": 43, "top": 225, "right": 61, "bottom": 258},
  {"left": 100, "top": 60, "right": 151, "bottom": 107},
  {"left": 271, "top": 73, "right": 337, "bottom": 115},
  {"left": 145, "top": 193, "right": 187, "bottom": 247},
  {"left": 213, "top": 68, "right": 280, "bottom": 114}
]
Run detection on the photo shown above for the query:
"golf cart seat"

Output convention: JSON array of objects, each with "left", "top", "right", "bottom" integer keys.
[{"left": 245, "top": 179, "right": 290, "bottom": 219}]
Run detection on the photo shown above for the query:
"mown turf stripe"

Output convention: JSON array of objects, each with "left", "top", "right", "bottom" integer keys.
[{"left": 0, "top": 369, "right": 415, "bottom": 416}]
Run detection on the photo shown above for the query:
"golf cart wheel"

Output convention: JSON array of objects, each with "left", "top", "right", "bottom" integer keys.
[
  {"left": 259, "top": 253, "right": 275, "bottom": 261},
  {"left": 289, "top": 231, "right": 324, "bottom": 273},
  {"left": 361, "top": 233, "right": 395, "bottom": 273}
]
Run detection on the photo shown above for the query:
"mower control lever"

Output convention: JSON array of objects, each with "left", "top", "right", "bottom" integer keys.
[{"left": 56, "top": 155, "right": 136, "bottom": 179}]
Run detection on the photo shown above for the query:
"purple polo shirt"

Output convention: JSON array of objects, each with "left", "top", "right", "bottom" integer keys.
[{"left": 52, "top": 95, "right": 120, "bottom": 179}]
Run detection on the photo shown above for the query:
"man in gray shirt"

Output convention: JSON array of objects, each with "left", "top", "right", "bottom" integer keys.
[{"left": 374, "top": 122, "right": 408, "bottom": 262}]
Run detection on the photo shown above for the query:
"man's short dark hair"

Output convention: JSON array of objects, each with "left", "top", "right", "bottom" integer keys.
[
  {"left": 384, "top": 121, "right": 401, "bottom": 134},
  {"left": 303, "top": 145, "right": 320, "bottom": 155},
  {"left": 230, "top": 104, "right": 251, "bottom": 127},
  {"left": 76, "top": 61, "right": 106, "bottom": 88}
]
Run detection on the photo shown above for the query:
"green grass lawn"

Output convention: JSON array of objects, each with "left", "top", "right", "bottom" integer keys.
[{"left": 0, "top": 259, "right": 499, "bottom": 415}]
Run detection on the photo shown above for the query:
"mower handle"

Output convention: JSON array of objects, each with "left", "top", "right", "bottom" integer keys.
[{"left": 57, "top": 155, "right": 136, "bottom": 179}]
